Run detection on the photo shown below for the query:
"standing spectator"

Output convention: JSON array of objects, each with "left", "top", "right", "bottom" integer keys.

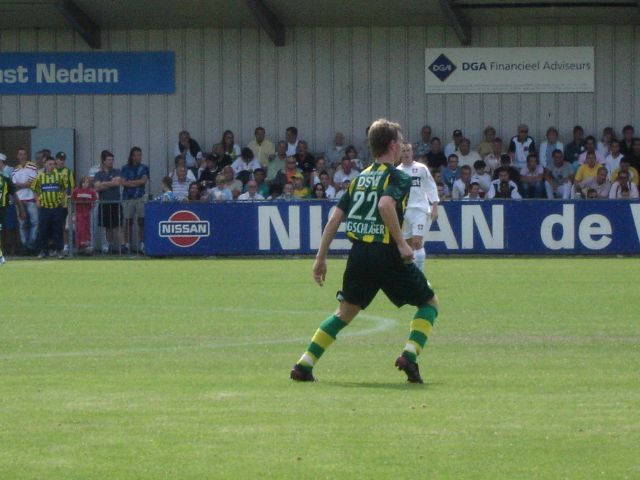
[
  {"left": 208, "top": 175, "right": 233, "bottom": 202},
  {"left": 159, "top": 176, "right": 176, "bottom": 203},
  {"left": 55, "top": 151, "right": 74, "bottom": 256},
  {"left": 581, "top": 167, "right": 611, "bottom": 199},
  {"left": 413, "top": 125, "right": 432, "bottom": 157},
  {"left": 312, "top": 183, "right": 327, "bottom": 199},
  {"left": 444, "top": 129, "right": 463, "bottom": 158},
  {"left": 487, "top": 168, "right": 522, "bottom": 199},
  {"left": 318, "top": 171, "right": 336, "bottom": 199},
  {"left": 609, "top": 170, "right": 639, "bottom": 199},
  {"left": 538, "top": 127, "right": 564, "bottom": 168},
  {"left": 121, "top": 147, "right": 149, "bottom": 254},
  {"left": 292, "top": 173, "right": 310, "bottom": 199},
  {"left": 294, "top": 141, "right": 316, "bottom": 176},
  {"left": 267, "top": 141, "right": 287, "bottom": 182},
  {"left": 325, "top": 132, "right": 347, "bottom": 169},
  {"left": 198, "top": 153, "right": 223, "bottom": 190},
  {"left": 274, "top": 156, "right": 302, "bottom": 188},
  {"left": 627, "top": 138, "right": 640, "bottom": 172},
  {"left": 172, "top": 165, "right": 191, "bottom": 201},
  {"left": 519, "top": 153, "right": 545, "bottom": 198},
  {"left": 285, "top": 126, "right": 299, "bottom": 156},
  {"left": 11, "top": 147, "right": 39, "bottom": 255},
  {"left": 231, "top": 147, "right": 261, "bottom": 178},
  {"left": 70, "top": 176, "right": 97, "bottom": 252},
  {"left": 574, "top": 152, "right": 601, "bottom": 198},
  {"left": 484, "top": 137, "right": 504, "bottom": 175},
  {"left": 248, "top": 126, "right": 275, "bottom": 169},
  {"left": 333, "top": 157, "right": 358, "bottom": 185},
  {"left": 544, "top": 149, "right": 574, "bottom": 199},
  {"left": 219, "top": 130, "right": 241, "bottom": 161},
  {"left": 32, "top": 156, "right": 67, "bottom": 259},
  {"left": 564, "top": 125, "right": 586, "bottom": 166},
  {"left": 451, "top": 165, "right": 472, "bottom": 200},
  {"left": 597, "top": 127, "right": 615, "bottom": 157},
  {"left": 620, "top": 125, "right": 635, "bottom": 157},
  {"left": 578, "top": 136, "right": 606, "bottom": 165},
  {"left": 94, "top": 150, "right": 124, "bottom": 254},
  {"left": 605, "top": 140, "right": 624, "bottom": 175},
  {"left": 425, "top": 137, "right": 446, "bottom": 172},
  {"left": 237, "top": 180, "right": 265, "bottom": 201},
  {"left": 221, "top": 165, "right": 243, "bottom": 198},
  {"left": 0, "top": 152, "right": 14, "bottom": 178},
  {"left": 455, "top": 138, "right": 482, "bottom": 168},
  {"left": 508, "top": 123, "right": 535, "bottom": 170},
  {"left": 470, "top": 160, "right": 492, "bottom": 195},
  {"left": 174, "top": 130, "right": 202, "bottom": 177},
  {"left": 440, "top": 154, "right": 461, "bottom": 193},
  {"left": 0, "top": 170, "right": 22, "bottom": 265},
  {"left": 476, "top": 126, "right": 497, "bottom": 158}
]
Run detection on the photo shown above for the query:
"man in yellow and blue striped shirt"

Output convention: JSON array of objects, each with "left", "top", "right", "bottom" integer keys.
[{"left": 31, "top": 156, "right": 68, "bottom": 258}]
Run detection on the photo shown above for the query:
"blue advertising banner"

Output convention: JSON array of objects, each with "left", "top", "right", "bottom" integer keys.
[
  {"left": 0, "top": 52, "right": 174, "bottom": 95},
  {"left": 144, "top": 200, "right": 640, "bottom": 257}
]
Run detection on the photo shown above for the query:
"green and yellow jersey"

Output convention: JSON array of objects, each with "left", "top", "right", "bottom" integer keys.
[
  {"left": 31, "top": 170, "right": 67, "bottom": 209},
  {"left": 0, "top": 175, "right": 16, "bottom": 209},
  {"left": 56, "top": 166, "right": 75, "bottom": 207},
  {"left": 337, "top": 162, "right": 411, "bottom": 244}
]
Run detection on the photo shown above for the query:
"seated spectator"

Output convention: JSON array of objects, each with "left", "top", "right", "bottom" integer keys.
[
  {"left": 158, "top": 176, "right": 176, "bottom": 203},
  {"left": 286, "top": 126, "right": 299, "bottom": 156},
  {"left": 433, "top": 171, "right": 450, "bottom": 200},
  {"left": 198, "top": 153, "right": 223, "bottom": 190},
  {"left": 231, "top": 147, "right": 261, "bottom": 177},
  {"left": 544, "top": 149, "right": 573, "bottom": 199},
  {"left": 609, "top": 170, "right": 639, "bottom": 199},
  {"left": 564, "top": 125, "right": 586, "bottom": 166},
  {"left": 174, "top": 130, "right": 202, "bottom": 176},
  {"left": 520, "top": 153, "right": 545, "bottom": 198},
  {"left": 578, "top": 136, "right": 606, "bottom": 165},
  {"left": 538, "top": 127, "right": 563, "bottom": 168},
  {"left": 441, "top": 154, "right": 461, "bottom": 193},
  {"left": 171, "top": 155, "right": 196, "bottom": 183},
  {"left": 212, "top": 143, "right": 233, "bottom": 169},
  {"left": 294, "top": 141, "right": 315, "bottom": 176},
  {"left": 251, "top": 168, "right": 270, "bottom": 198},
  {"left": 611, "top": 157, "right": 640, "bottom": 186},
  {"left": 237, "top": 180, "right": 265, "bottom": 201},
  {"left": 278, "top": 182, "right": 295, "bottom": 201},
  {"left": 221, "top": 165, "right": 243, "bottom": 198},
  {"left": 508, "top": 124, "right": 535, "bottom": 170},
  {"left": 187, "top": 181, "right": 205, "bottom": 202},
  {"left": 444, "top": 129, "right": 463, "bottom": 158},
  {"left": 476, "top": 126, "right": 496, "bottom": 158},
  {"left": 318, "top": 171, "right": 336, "bottom": 199},
  {"left": 451, "top": 165, "right": 471, "bottom": 200},
  {"left": 605, "top": 140, "right": 624, "bottom": 176},
  {"left": 208, "top": 174, "right": 233, "bottom": 202},
  {"left": 274, "top": 156, "right": 302, "bottom": 187},
  {"left": 580, "top": 167, "right": 611, "bottom": 199},
  {"left": 333, "top": 157, "right": 359, "bottom": 185},
  {"left": 310, "top": 156, "right": 331, "bottom": 186},
  {"left": 620, "top": 124, "right": 635, "bottom": 157},
  {"left": 172, "top": 165, "right": 192, "bottom": 201},
  {"left": 413, "top": 125, "right": 432, "bottom": 157},
  {"left": 267, "top": 141, "right": 287, "bottom": 182},
  {"left": 334, "top": 179, "right": 351, "bottom": 200},
  {"left": 426, "top": 137, "right": 446, "bottom": 172},
  {"left": 483, "top": 137, "right": 504, "bottom": 174},
  {"left": 248, "top": 127, "right": 275, "bottom": 169},
  {"left": 493, "top": 154, "right": 521, "bottom": 188},
  {"left": 627, "top": 138, "right": 640, "bottom": 171},
  {"left": 470, "top": 160, "right": 492, "bottom": 195},
  {"left": 345, "top": 145, "right": 363, "bottom": 171},
  {"left": 575, "top": 152, "right": 602, "bottom": 193},
  {"left": 357, "top": 126, "right": 372, "bottom": 167},
  {"left": 462, "top": 182, "right": 482, "bottom": 201},
  {"left": 487, "top": 167, "right": 522, "bottom": 199},
  {"left": 455, "top": 138, "right": 482, "bottom": 168},
  {"left": 597, "top": 127, "right": 614, "bottom": 157},
  {"left": 219, "top": 130, "right": 241, "bottom": 161},
  {"left": 325, "top": 131, "right": 347, "bottom": 168},
  {"left": 292, "top": 173, "right": 310, "bottom": 199},
  {"left": 312, "top": 183, "right": 327, "bottom": 199}
]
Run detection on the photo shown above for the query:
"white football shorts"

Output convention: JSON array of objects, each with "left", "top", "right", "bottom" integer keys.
[{"left": 402, "top": 207, "right": 428, "bottom": 239}]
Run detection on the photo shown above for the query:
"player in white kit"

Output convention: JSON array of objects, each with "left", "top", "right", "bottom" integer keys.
[{"left": 397, "top": 143, "right": 439, "bottom": 272}]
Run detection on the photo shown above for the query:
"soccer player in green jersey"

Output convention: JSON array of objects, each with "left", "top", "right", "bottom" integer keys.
[
  {"left": 0, "top": 173, "right": 23, "bottom": 265},
  {"left": 290, "top": 119, "right": 440, "bottom": 384}
]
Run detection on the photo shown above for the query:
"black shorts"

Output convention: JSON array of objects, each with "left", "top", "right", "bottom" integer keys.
[
  {"left": 0, "top": 207, "right": 5, "bottom": 231},
  {"left": 339, "top": 240, "right": 435, "bottom": 309},
  {"left": 98, "top": 203, "right": 122, "bottom": 229}
]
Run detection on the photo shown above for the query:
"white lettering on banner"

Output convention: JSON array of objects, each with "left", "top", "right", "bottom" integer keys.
[
  {"left": 578, "top": 215, "right": 612, "bottom": 250},
  {"left": 36, "top": 63, "right": 119, "bottom": 84},
  {"left": 461, "top": 205, "right": 504, "bottom": 249},
  {"left": 309, "top": 205, "right": 351, "bottom": 251},
  {"left": 541, "top": 205, "right": 575, "bottom": 249},
  {"left": 258, "top": 206, "right": 300, "bottom": 250},
  {"left": 0, "top": 66, "right": 29, "bottom": 84},
  {"left": 425, "top": 208, "right": 459, "bottom": 249},
  {"left": 630, "top": 204, "right": 640, "bottom": 242}
]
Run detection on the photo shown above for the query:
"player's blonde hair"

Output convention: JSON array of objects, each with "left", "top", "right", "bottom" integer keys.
[{"left": 368, "top": 118, "right": 403, "bottom": 158}]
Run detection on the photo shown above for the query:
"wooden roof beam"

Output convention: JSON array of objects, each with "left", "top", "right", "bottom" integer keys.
[
  {"left": 54, "top": 0, "right": 101, "bottom": 49},
  {"left": 246, "top": 0, "right": 285, "bottom": 47},
  {"left": 439, "top": 0, "right": 471, "bottom": 46}
]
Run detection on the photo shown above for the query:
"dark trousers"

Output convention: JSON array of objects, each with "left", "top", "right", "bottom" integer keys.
[{"left": 38, "top": 207, "right": 65, "bottom": 253}]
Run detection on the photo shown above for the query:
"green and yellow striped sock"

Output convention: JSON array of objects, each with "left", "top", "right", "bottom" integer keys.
[
  {"left": 403, "top": 305, "right": 438, "bottom": 363},
  {"left": 297, "top": 314, "right": 348, "bottom": 371}
]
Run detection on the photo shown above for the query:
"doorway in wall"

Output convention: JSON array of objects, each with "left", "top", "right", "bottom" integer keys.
[{"left": 0, "top": 127, "right": 33, "bottom": 165}]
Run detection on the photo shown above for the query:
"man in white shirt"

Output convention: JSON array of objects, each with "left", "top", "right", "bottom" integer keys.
[
  {"left": 397, "top": 143, "right": 439, "bottom": 272},
  {"left": 333, "top": 157, "right": 359, "bottom": 185},
  {"left": 11, "top": 147, "right": 39, "bottom": 254},
  {"left": 325, "top": 131, "right": 347, "bottom": 168},
  {"left": 237, "top": 180, "right": 265, "bottom": 201},
  {"left": 318, "top": 171, "right": 336, "bottom": 199},
  {"left": 444, "top": 129, "right": 463, "bottom": 158},
  {"left": 285, "top": 126, "right": 299, "bottom": 156},
  {"left": 172, "top": 165, "right": 192, "bottom": 201},
  {"left": 455, "top": 138, "right": 482, "bottom": 168},
  {"left": 508, "top": 124, "right": 535, "bottom": 170},
  {"left": 451, "top": 165, "right": 472, "bottom": 200},
  {"left": 231, "top": 148, "right": 262, "bottom": 177},
  {"left": 605, "top": 139, "right": 624, "bottom": 176}
]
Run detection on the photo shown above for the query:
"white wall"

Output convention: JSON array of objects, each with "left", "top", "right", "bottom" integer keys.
[{"left": 1, "top": 25, "right": 639, "bottom": 193}]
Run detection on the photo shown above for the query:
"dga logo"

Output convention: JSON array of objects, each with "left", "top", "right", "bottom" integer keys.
[
  {"left": 159, "top": 210, "right": 210, "bottom": 247},
  {"left": 428, "top": 54, "right": 456, "bottom": 82}
]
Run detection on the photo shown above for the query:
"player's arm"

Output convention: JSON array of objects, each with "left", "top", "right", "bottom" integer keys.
[
  {"left": 312, "top": 205, "right": 345, "bottom": 286},
  {"left": 424, "top": 167, "right": 439, "bottom": 221}
]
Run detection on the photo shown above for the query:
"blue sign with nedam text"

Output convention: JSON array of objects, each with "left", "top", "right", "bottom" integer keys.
[{"left": 0, "top": 52, "right": 174, "bottom": 95}]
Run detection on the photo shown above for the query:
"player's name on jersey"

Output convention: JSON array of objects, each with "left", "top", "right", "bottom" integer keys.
[{"left": 346, "top": 220, "right": 385, "bottom": 235}]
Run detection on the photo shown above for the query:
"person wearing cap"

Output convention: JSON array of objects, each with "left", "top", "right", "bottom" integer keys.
[
  {"left": 444, "top": 129, "right": 463, "bottom": 158},
  {"left": 291, "top": 173, "right": 310, "bottom": 199},
  {"left": 11, "top": 147, "right": 39, "bottom": 255},
  {"left": 0, "top": 167, "right": 23, "bottom": 265},
  {"left": 0, "top": 152, "right": 14, "bottom": 179},
  {"left": 55, "top": 151, "right": 75, "bottom": 255},
  {"left": 197, "top": 153, "right": 223, "bottom": 190},
  {"left": 248, "top": 127, "right": 275, "bottom": 169}
]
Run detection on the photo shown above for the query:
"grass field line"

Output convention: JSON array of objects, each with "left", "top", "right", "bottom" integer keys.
[{"left": 0, "top": 307, "right": 398, "bottom": 360}]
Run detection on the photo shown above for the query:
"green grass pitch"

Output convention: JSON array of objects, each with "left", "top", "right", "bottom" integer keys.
[{"left": 1, "top": 257, "right": 639, "bottom": 479}]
